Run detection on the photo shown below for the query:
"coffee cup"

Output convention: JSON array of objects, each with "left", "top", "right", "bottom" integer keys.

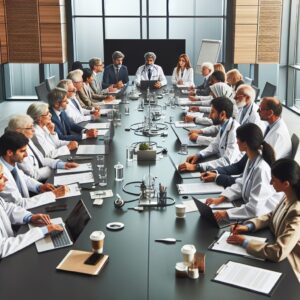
[
  {"left": 90, "top": 231, "right": 105, "bottom": 254},
  {"left": 175, "top": 204, "right": 186, "bottom": 218},
  {"left": 181, "top": 244, "right": 196, "bottom": 266}
]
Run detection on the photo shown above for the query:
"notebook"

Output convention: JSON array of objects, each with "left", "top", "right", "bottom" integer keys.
[{"left": 30, "top": 200, "right": 91, "bottom": 253}]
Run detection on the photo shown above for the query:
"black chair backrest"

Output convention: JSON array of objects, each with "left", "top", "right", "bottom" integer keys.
[
  {"left": 35, "top": 82, "right": 48, "bottom": 102},
  {"left": 45, "top": 76, "right": 57, "bottom": 91},
  {"left": 261, "top": 82, "right": 276, "bottom": 98},
  {"left": 291, "top": 133, "right": 300, "bottom": 159}
]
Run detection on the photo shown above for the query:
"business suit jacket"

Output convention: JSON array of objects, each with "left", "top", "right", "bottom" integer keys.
[
  {"left": 196, "top": 76, "right": 211, "bottom": 96},
  {"left": 246, "top": 197, "right": 300, "bottom": 282},
  {"left": 76, "top": 89, "right": 99, "bottom": 109},
  {"left": 102, "top": 64, "right": 129, "bottom": 89},
  {"left": 50, "top": 108, "right": 84, "bottom": 142}
]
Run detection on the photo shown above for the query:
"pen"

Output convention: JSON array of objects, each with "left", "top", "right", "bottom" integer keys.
[{"left": 231, "top": 222, "right": 239, "bottom": 236}]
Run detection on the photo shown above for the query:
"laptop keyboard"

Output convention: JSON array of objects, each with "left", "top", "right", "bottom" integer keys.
[{"left": 50, "top": 225, "right": 71, "bottom": 248}]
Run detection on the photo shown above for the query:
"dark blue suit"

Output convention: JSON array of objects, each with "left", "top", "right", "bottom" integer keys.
[
  {"left": 50, "top": 108, "right": 85, "bottom": 142},
  {"left": 215, "top": 154, "right": 248, "bottom": 188},
  {"left": 196, "top": 76, "right": 211, "bottom": 96},
  {"left": 102, "top": 64, "right": 129, "bottom": 89}
]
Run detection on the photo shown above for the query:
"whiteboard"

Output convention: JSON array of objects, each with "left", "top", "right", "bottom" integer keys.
[{"left": 196, "top": 39, "right": 222, "bottom": 73}]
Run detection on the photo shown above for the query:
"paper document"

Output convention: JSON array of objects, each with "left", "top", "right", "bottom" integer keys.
[
  {"left": 213, "top": 261, "right": 282, "bottom": 295},
  {"left": 56, "top": 163, "right": 92, "bottom": 174},
  {"left": 56, "top": 183, "right": 81, "bottom": 199},
  {"left": 85, "top": 122, "right": 110, "bottom": 129},
  {"left": 177, "top": 182, "right": 224, "bottom": 195},
  {"left": 99, "top": 99, "right": 121, "bottom": 105},
  {"left": 186, "top": 112, "right": 204, "bottom": 119},
  {"left": 90, "top": 190, "right": 113, "bottom": 199},
  {"left": 183, "top": 200, "right": 198, "bottom": 213},
  {"left": 176, "top": 84, "right": 191, "bottom": 88},
  {"left": 177, "top": 98, "right": 201, "bottom": 106},
  {"left": 107, "top": 89, "right": 121, "bottom": 95},
  {"left": 100, "top": 108, "right": 113, "bottom": 115},
  {"left": 97, "top": 129, "right": 109, "bottom": 136},
  {"left": 76, "top": 145, "right": 105, "bottom": 155},
  {"left": 210, "top": 231, "right": 267, "bottom": 259},
  {"left": 174, "top": 121, "right": 196, "bottom": 128},
  {"left": 183, "top": 199, "right": 234, "bottom": 213},
  {"left": 54, "top": 172, "right": 94, "bottom": 185}
]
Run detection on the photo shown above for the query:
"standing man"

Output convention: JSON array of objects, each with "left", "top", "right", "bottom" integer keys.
[
  {"left": 102, "top": 51, "right": 129, "bottom": 89},
  {"left": 135, "top": 52, "right": 167, "bottom": 89}
]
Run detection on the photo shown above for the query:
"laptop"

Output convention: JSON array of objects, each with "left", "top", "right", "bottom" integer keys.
[
  {"left": 168, "top": 155, "right": 202, "bottom": 179},
  {"left": 171, "top": 125, "right": 200, "bottom": 147},
  {"left": 30, "top": 200, "right": 91, "bottom": 253},
  {"left": 192, "top": 197, "right": 235, "bottom": 228},
  {"left": 140, "top": 80, "right": 157, "bottom": 90}
]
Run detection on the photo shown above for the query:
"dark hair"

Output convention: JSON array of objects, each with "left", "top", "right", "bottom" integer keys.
[
  {"left": 236, "top": 123, "right": 275, "bottom": 166},
  {"left": 211, "top": 97, "right": 233, "bottom": 118},
  {"left": 210, "top": 70, "right": 225, "bottom": 83},
  {"left": 263, "top": 97, "right": 282, "bottom": 116},
  {"left": 82, "top": 68, "right": 93, "bottom": 82},
  {"left": 71, "top": 61, "right": 83, "bottom": 71},
  {"left": 271, "top": 159, "right": 300, "bottom": 199},
  {"left": 0, "top": 131, "right": 29, "bottom": 156}
]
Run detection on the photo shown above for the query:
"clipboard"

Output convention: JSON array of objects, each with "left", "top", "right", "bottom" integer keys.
[
  {"left": 208, "top": 231, "right": 267, "bottom": 260},
  {"left": 212, "top": 260, "right": 283, "bottom": 296},
  {"left": 56, "top": 250, "right": 109, "bottom": 276}
]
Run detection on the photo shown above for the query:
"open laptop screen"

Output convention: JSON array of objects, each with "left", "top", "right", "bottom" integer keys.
[{"left": 65, "top": 200, "right": 91, "bottom": 243}]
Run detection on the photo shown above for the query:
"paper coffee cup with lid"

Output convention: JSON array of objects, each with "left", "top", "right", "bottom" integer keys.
[
  {"left": 175, "top": 204, "right": 186, "bottom": 218},
  {"left": 181, "top": 244, "right": 196, "bottom": 266},
  {"left": 90, "top": 231, "right": 105, "bottom": 254}
]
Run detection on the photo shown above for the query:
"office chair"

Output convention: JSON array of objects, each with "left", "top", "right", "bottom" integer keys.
[
  {"left": 35, "top": 82, "right": 49, "bottom": 102},
  {"left": 251, "top": 85, "right": 260, "bottom": 102},
  {"left": 291, "top": 133, "right": 299, "bottom": 159},
  {"left": 260, "top": 82, "right": 277, "bottom": 98},
  {"left": 244, "top": 77, "right": 253, "bottom": 85},
  {"left": 45, "top": 76, "right": 57, "bottom": 91}
]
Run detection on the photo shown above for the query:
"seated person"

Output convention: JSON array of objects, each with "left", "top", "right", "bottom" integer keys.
[
  {"left": 89, "top": 57, "right": 104, "bottom": 94},
  {"left": 188, "top": 62, "right": 214, "bottom": 96},
  {"left": 58, "top": 79, "right": 101, "bottom": 124},
  {"left": 178, "top": 97, "right": 242, "bottom": 172},
  {"left": 227, "top": 158, "right": 300, "bottom": 282},
  {"left": 171, "top": 54, "right": 194, "bottom": 87},
  {"left": 226, "top": 68, "right": 244, "bottom": 91},
  {"left": 102, "top": 51, "right": 129, "bottom": 89},
  {"left": 206, "top": 123, "right": 282, "bottom": 220},
  {"left": 70, "top": 60, "right": 83, "bottom": 71},
  {"left": 27, "top": 103, "right": 78, "bottom": 158},
  {"left": 0, "top": 162, "right": 63, "bottom": 258},
  {"left": 0, "top": 131, "right": 68, "bottom": 209},
  {"left": 48, "top": 87, "right": 98, "bottom": 142},
  {"left": 135, "top": 52, "right": 167, "bottom": 89},
  {"left": 213, "top": 63, "right": 226, "bottom": 76},
  {"left": 7, "top": 115, "right": 78, "bottom": 181}
]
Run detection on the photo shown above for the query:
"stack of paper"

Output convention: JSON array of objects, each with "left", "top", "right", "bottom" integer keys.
[
  {"left": 56, "top": 163, "right": 92, "bottom": 174},
  {"left": 76, "top": 145, "right": 105, "bottom": 155},
  {"left": 174, "top": 121, "right": 196, "bottom": 128},
  {"left": 177, "top": 182, "right": 224, "bottom": 195},
  {"left": 56, "top": 183, "right": 82, "bottom": 199},
  {"left": 54, "top": 172, "right": 94, "bottom": 185},
  {"left": 85, "top": 122, "right": 110, "bottom": 129},
  {"left": 183, "top": 198, "right": 234, "bottom": 213}
]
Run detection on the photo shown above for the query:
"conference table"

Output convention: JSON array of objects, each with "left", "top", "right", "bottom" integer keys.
[{"left": 0, "top": 88, "right": 299, "bottom": 300}]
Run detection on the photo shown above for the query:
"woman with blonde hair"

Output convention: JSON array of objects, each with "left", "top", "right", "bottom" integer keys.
[
  {"left": 171, "top": 54, "right": 194, "bottom": 87},
  {"left": 226, "top": 68, "right": 244, "bottom": 91}
]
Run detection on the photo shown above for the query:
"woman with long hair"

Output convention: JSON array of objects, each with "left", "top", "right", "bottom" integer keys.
[
  {"left": 206, "top": 123, "right": 282, "bottom": 220},
  {"left": 227, "top": 158, "right": 300, "bottom": 282},
  {"left": 171, "top": 54, "right": 194, "bottom": 87}
]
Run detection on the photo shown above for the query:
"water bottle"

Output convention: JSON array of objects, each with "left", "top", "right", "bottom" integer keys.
[{"left": 114, "top": 162, "right": 124, "bottom": 181}]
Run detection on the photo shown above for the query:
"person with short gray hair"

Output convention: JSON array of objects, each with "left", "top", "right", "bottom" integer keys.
[
  {"left": 102, "top": 50, "right": 129, "bottom": 89},
  {"left": 135, "top": 51, "right": 167, "bottom": 88},
  {"left": 48, "top": 88, "right": 98, "bottom": 142},
  {"left": 27, "top": 102, "right": 78, "bottom": 159}
]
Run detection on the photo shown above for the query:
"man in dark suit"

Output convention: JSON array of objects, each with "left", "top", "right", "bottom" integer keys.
[
  {"left": 48, "top": 87, "right": 98, "bottom": 142},
  {"left": 102, "top": 51, "right": 129, "bottom": 89}
]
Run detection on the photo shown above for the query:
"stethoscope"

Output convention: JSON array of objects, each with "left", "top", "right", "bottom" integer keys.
[
  {"left": 220, "top": 120, "right": 234, "bottom": 150},
  {"left": 239, "top": 103, "right": 254, "bottom": 124}
]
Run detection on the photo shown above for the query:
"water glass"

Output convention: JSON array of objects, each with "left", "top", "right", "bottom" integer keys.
[
  {"left": 107, "top": 110, "right": 113, "bottom": 121},
  {"left": 98, "top": 166, "right": 107, "bottom": 187}
]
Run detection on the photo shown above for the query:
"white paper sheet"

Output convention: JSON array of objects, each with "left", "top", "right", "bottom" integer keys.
[
  {"left": 99, "top": 99, "right": 121, "bottom": 105},
  {"left": 211, "top": 231, "right": 267, "bottom": 259},
  {"left": 183, "top": 199, "right": 234, "bottom": 213},
  {"left": 56, "top": 163, "right": 92, "bottom": 174},
  {"left": 76, "top": 145, "right": 105, "bottom": 155},
  {"left": 54, "top": 172, "right": 94, "bottom": 185},
  {"left": 174, "top": 121, "right": 196, "bottom": 128},
  {"left": 100, "top": 108, "right": 113, "bottom": 115},
  {"left": 85, "top": 122, "right": 110, "bottom": 129},
  {"left": 177, "top": 182, "right": 224, "bottom": 195},
  {"left": 186, "top": 112, "right": 204, "bottom": 118},
  {"left": 90, "top": 190, "right": 113, "bottom": 199},
  {"left": 214, "top": 261, "right": 282, "bottom": 295},
  {"left": 176, "top": 84, "right": 190, "bottom": 88},
  {"left": 97, "top": 129, "right": 109, "bottom": 136},
  {"left": 56, "top": 183, "right": 81, "bottom": 199}
]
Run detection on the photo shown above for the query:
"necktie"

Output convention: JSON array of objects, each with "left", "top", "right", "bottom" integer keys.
[
  {"left": 11, "top": 167, "right": 25, "bottom": 197},
  {"left": 264, "top": 125, "right": 271, "bottom": 137},
  {"left": 115, "top": 66, "right": 120, "bottom": 81},
  {"left": 28, "top": 143, "right": 43, "bottom": 168},
  {"left": 148, "top": 68, "right": 152, "bottom": 80},
  {"left": 59, "top": 113, "right": 67, "bottom": 135},
  {"left": 72, "top": 98, "right": 81, "bottom": 112}
]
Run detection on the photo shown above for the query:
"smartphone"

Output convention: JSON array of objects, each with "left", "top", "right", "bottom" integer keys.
[
  {"left": 45, "top": 204, "right": 67, "bottom": 212},
  {"left": 84, "top": 253, "right": 104, "bottom": 265}
]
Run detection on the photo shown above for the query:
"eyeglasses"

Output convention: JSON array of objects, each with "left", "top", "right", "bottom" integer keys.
[
  {"left": 21, "top": 126, "right": 34, "bottom": 131},
  {"left": 41, "top": 111, "right": 50, "bottom": 117},
  {"left": 68, "top": 89, "right": 76, "bottom": 92}
]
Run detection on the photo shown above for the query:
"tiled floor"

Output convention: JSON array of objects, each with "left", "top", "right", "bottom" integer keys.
[{"left": 0, "top": 100, "right": 36, "bottom": 135}]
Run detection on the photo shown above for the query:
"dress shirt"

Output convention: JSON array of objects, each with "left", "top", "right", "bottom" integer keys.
[{"left": 135, "top": 64, "right": 167, "bottom": 87}]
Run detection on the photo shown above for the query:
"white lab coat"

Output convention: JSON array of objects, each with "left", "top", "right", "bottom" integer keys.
[
  {"left": 237, "top": 102, "right": 266, "bottom": 132},
  {"left": 135, "top": 64, "right": 167, "bottom": 87},
  {"left": 33, "top": 125, "right": 70, "bottom": 159},
  {"left": 18, "top": 140, "right": 59, "bottom": 181},
  {"left": 195, "top": 125, "right": 219, "bottom": 146},
  {"left": 222, "top": 156, "right": 283, "bottom": 219},
  {"left": 65, "top": 97, "right": 93, "bottom": 124},
  {"left": 171, "top": 67, "right": 194, "bottom": 86},
  {"left": 264, "top": 118, "right": 292, "bottom": 159},
  {"left": 198, "top": 118, "right": 242, "bottom": 171},
  {"left": 0, "top": 197, "right": 44, "bottom": 258},
  {"left": 0, "top": 158, "right": 55, "bottom": 209}
]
